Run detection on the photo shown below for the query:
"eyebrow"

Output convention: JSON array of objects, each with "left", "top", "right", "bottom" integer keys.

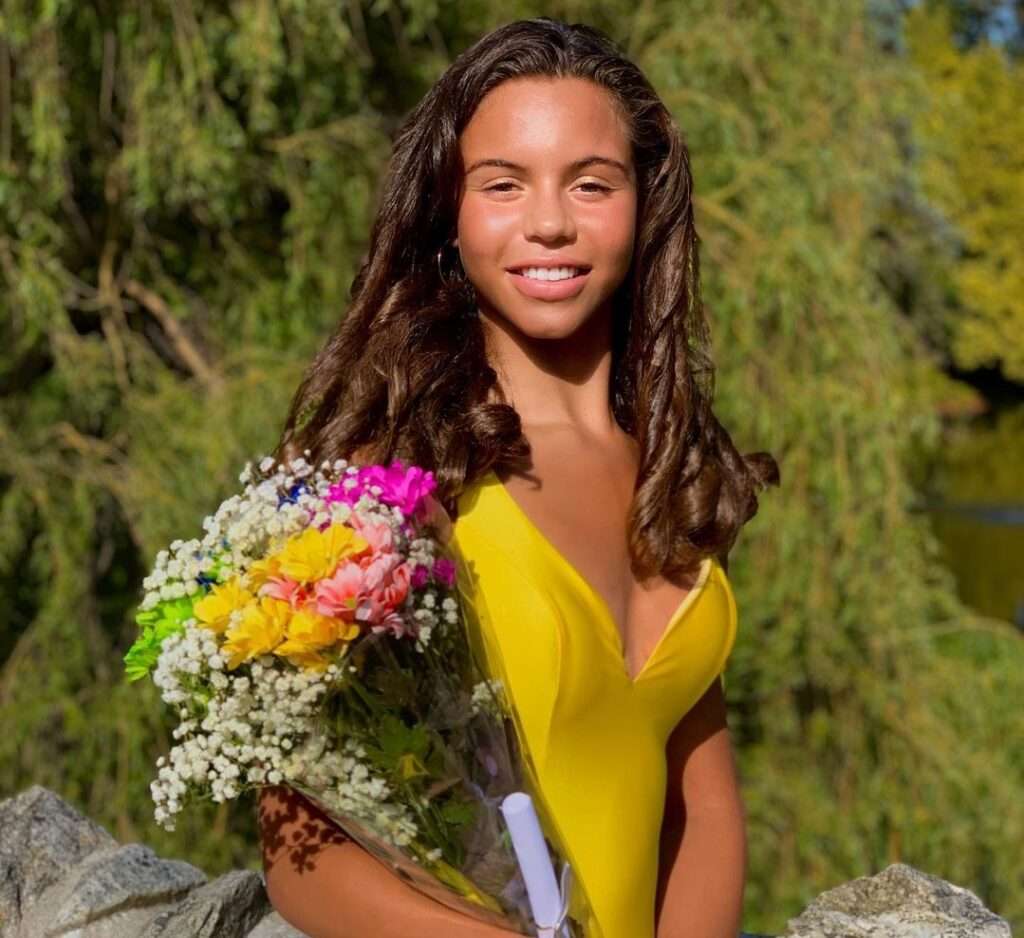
[{"left": 464, "top": 155, "right": 631, "bottom": 177}]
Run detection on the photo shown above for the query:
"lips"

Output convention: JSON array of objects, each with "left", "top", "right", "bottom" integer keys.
[
  {"left": 506, "top": 268, "right": 591, "bottom": 301},
  {"left": 506, "top": 264, "right": 593, "bottom": 275}
]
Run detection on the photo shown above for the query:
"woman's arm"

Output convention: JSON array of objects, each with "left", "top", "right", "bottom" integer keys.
[
  {"left": 654, "top": 676, "right": 747, "bottom": 938},
  {"left": 259, "top": 785, "right": 522, "bottom": 938}
]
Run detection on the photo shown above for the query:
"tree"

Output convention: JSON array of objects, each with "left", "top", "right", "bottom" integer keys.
[
  {"left": 904, "top": 3, "right": 1024, "bottom": 381},
  {"left": 1, "top": 1, "right": 1021, "bottom": 932}
]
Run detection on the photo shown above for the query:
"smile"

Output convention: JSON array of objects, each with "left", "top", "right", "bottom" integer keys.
[
  {"left": 507, "top": 268, "right": 591, "bottom": 300},
  {"left": 516, "top": 266, "right": 585, "bottom": 281}
]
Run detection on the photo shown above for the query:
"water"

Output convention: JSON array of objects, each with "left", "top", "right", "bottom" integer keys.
[{"left": 914, "top": 402, "right": 1024, "bottom": 625}]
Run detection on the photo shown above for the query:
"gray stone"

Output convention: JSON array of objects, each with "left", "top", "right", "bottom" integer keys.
[
  {"left": 246, "top": 910, "right": 312, "bottom": 937},
  {"left": 29, "top": 897, "right": 184, "bottom": 938},
  {"left": 782, "top": 862, "right": 1011, "bottom": 938},
  {"left": 2, "top": 786, "right": 1015, "bottom": 938},
  {"left": 139, "top": 869, "right": 271, "bottom": 938},
  {"left": 0, "top": 785, "right": 116, "bottom": 937},
  {"left": 17, "top": 842, "right": 206, "bottom": 937}
]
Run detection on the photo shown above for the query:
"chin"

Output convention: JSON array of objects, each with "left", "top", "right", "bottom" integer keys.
[
  {"left": 491, "top": 303, "right": 592, "bottom": 341},
  {"left": 474, "top": 278, "right": 608, "bottom": 342},
  {"left": 518, "top": 316, "right": 588, "bottom": 341}
]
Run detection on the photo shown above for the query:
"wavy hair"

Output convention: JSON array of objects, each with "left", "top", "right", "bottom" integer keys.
[{"left": 273, "top": 16, "right": 779, "bottom": 578}]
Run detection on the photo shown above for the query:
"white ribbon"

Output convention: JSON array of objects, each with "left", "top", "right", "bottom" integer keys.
[{"left": 535, "top": 860, "right": 573, "bottom": 938}]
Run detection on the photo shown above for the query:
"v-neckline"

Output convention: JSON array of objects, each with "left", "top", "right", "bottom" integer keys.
[{"left": 482, "top": 468, "right": 714, "bottom": 686}]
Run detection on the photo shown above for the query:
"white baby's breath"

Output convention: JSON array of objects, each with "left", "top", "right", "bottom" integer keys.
[
  {"left": 140, "top": 453, "right": 462, "bottom": 852},
  {"left": 470, "top": 678, "right": 506, "bottom": 718}
]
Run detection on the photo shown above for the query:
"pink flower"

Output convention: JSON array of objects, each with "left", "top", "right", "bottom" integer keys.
[
  {"left": 347, "top": 515, "right": 396, "bottom": 553},
  {"left": 325, "top": 460, "right": 437, "bottom": 519},
  {"left": 360, "top": 551, "right": 399, "bottom": 589},
  {"left": 259, "top": 576, "right": 309, "bottom": 610},
  {"left": 313, "top": 561, "right": 363, "bottom": 620},
  {"left": 432, "top": 556, "right": 456, "bottom": 588},
  {"left": 369, "top": 609, "right": 409, "bottom": 639},
  {"left": 356, "top": 560, "right": 412, "bottom": 635}
]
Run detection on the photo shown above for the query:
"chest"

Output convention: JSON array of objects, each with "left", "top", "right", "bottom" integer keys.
[
  {"left": 494, "top": 464, "right": 704, "bottom": 682},
  {"left": 452, "top": 476, "right": 732, "bottom": 736}
]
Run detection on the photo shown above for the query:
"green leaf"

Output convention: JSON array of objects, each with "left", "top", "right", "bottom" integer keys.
[
  {"left": 122, "top": 595, "right": 199, "bottom": 680},
  {"left": 439, "top": 796, "right": 475, "bottom": 831}
]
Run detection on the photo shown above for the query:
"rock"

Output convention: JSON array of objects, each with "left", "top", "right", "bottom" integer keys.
[
  {"left": 0, "top": 785, "right": 117, "bottom": 937},
  {"left": 246, "top": 910, "right": 311, "bottom": 937},
  {"left": 139, "top": 870, "right": 271, "bottom": 938},
  {"left": 16, "top": 842, "right": 207, "bottom": 938},
  {"left": 782, "top": 862, "right": 1011, "bottom": 937},
  {"left": 0, "top": 785, "right": 300, "bottom": 938},
  {"left": 0, "top": 786, "right": 1013, "bottom": 938}
]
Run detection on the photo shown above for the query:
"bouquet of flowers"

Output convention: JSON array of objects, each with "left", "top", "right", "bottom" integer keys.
[{"left": 123, "top": 454, "right": 580, "bottom": 936}]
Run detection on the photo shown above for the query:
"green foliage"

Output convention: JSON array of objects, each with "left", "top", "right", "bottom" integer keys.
[
  {"left": 905, "top": 4, "right": 1024, "bottom": 380},
  {"left": 0, "top": 1, "right": 1021, "bottom": 934},
  {"left": 123, "top": 597, "right": 196, "bottom": 683}
]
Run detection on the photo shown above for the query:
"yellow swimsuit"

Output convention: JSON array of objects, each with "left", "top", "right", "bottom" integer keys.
[{"left": 452, "top": 470, "right": 739, "bottom": 938}]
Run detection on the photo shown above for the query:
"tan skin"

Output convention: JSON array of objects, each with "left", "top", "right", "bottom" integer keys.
[
  {"left": 260, "top": 76, "right": 746, "bottom": 938},
  {"left": 458, "top": 76, "right": 747, "bottom": 938}
]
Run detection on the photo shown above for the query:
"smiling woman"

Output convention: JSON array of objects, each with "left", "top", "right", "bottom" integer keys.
[
  {"left": 264, "top": 15, "right": 778, "bottom": 938},
  {"left": 459, "top": 85, "right": 635, "bottom": 321}
]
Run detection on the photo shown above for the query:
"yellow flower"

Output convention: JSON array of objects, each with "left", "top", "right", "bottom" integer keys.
[
  {"left": 397, "top": 753, "right": 429, "bottom": 780},
  {"left": 193, "top": 577, "right": 255, "bottom": 635},
  {"left": 246, "top": 554, "right": 283, "bottom": 592},
  {"left": 336, "top": 620, "right": 361, "bottom": 642},
  {"left": 426, "top": 858, "right": 504, "bottom": 915},
  {"left": 278, "top": 649, "right": 331, "bottom": 673},
  {"left": 221, "top": 596, "right": 291, "bottom": 670},
  {"left": 274, "top": 523, "right": 369, "bottom": 584},
  {"left": 275, "top": 606, "right": 363, "bottom": 672},
  {"left": 276, "top": 607, "right": 338, "bottom": 653}
]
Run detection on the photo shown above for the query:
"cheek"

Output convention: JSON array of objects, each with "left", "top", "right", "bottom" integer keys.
[
  {"left": 581, "top": 199, "right": 636, "bottom": 265},
  {"left": 457, "top": 201, "right": 517, "bottom": 266}
]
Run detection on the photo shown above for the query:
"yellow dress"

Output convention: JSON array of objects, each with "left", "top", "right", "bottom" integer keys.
[{"left": 451, "top": 470, "right": 740, "bottom": 938}]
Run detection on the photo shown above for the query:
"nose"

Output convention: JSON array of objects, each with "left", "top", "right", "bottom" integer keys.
[{"left": 522, "top": 182, "right": 577, "bottom": 243}]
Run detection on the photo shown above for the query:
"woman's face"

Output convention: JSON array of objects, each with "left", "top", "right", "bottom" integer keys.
[{"left": 456, "top": 76, "right": 637, "bottom": 342}]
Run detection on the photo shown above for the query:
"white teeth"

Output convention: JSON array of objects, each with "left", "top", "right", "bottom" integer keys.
[{"left": 519, "top": 266, "right": 582, "bottom": 281}]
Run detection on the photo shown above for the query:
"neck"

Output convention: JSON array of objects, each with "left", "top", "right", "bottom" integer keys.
[{"left": 480, "top": 303, "right": 619, "bottom": 436}]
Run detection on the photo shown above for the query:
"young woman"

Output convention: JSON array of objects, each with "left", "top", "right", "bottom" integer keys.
[{"left": 258, "top": 17, "right": 779, "bottom": 938}]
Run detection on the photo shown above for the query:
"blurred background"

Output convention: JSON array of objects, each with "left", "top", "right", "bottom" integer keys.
[{"left": 0, "top": 0, "right": 1021, "bottom": 934}]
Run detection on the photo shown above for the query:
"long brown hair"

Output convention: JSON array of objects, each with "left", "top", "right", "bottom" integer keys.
[{"left": 273, "top": 17, "right": 779, "bottom": 578}]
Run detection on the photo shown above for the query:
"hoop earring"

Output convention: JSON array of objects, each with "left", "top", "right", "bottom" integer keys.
[{"left": 436, "top": 239, "right": 467, "bottom": 289}]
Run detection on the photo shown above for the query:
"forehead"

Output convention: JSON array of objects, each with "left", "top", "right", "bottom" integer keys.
[{"left": 459, "top": 76, "right": 632, "bottom": 165}]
